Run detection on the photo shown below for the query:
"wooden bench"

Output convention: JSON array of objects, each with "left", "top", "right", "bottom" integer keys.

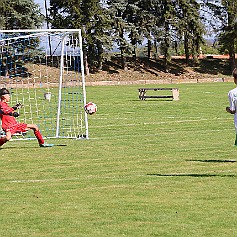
[{"left": 138, "top": 88, "right": 179, "bottom": 100}]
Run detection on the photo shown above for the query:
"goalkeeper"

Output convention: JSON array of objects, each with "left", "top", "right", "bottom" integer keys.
[{"left": 0, "top": 88, "right": 53, "bottom": 148}]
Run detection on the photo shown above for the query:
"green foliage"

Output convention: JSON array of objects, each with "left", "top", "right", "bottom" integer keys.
[
  {"left": 2, "top": 82, "right": 237, "bottom": 236},
  {"left": 0, "top": 0, "right": 43, "bottom": 30},
  {"left": 106, "top": 0, "right": 140, "bottom": 69},
  {"left": 49, "top": 0, "right": 114, "bottom": 70},
  {"left": 203, "top": 0, "right": 237, "bottom": 70},
  {"left": 1, "top": 0, "right": 232, "bottom": 72},
  {"left": 0, "top": 34, "right": 43, "bottom": 77},
  {"left": 218, "top": 0, "right": 237, "bottom": 63},
  {"left": 49, "top": 0, "right": 83, "bottom": 29},
  {"left": 48, "top": 0, "right": 207, "bottom": 71},
  {"left": 201, "top": 42, "right": 220, "bottom": 55}
]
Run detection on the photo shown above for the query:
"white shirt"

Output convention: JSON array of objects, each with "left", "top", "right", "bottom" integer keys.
[{"left": 228, "top": 87, "right": 237, "bottom": 132}]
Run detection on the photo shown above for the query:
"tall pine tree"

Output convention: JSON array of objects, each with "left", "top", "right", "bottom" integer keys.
[
  {"left": 203, "top": 0, "right": 237, "bottom": 71},
  {"left": 50, "top": 0, "right": 113, "bottom": 73},
  {"left": 219, "top": 0, "right": 237, "bottom": 71},
  {"left": 107, "top": 0, "right": 135, "bottom": 70},
  {"left": 0, "top": 0, "right": 43, "bottom": 30},
  {"left": 175, "top": 0, "right": 204, "bottom": 64}
]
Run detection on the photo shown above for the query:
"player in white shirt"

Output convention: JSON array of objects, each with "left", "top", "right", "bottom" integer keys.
[{"left": 226, "top": 68, "right": 237, "bottom": 145}]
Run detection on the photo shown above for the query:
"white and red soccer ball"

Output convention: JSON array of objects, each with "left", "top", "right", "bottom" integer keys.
[{"left": 84, "top": 102, "right": 97, "bottom": 115}]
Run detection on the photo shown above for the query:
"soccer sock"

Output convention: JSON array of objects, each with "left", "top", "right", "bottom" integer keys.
[
  {"left": 34, "top": 130, "right": 45, "bottom": 145},
  {"left": 0, "top": 137, "right": 7, "bottom": 147}
]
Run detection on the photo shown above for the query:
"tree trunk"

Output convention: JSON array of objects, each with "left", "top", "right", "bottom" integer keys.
[
  {"left": 229, "top": 45, "right": 236, "bottom": 72},
  {"left": 121, "top": 48, "right": 128, "bottom": 71},
  {"left": 84, "top": 54, "right": 90, "bottom": 75},
  {"left": 163, "top": 23, "right": 170, "bottom": 72},
  {"left": 131, "top": 38, "right": 136, "bottom": 60},
  {"left": 119, "top": 28, "right": 128, "bottom": 71},
  {"left": 184, "top": 33, "right": 189, "bottom": 64},
  {"left": 97, "top": 41, "right": 103, "bottom": 71},
  {"left": 147, "top": 39, "right": 151, "bottom": 59}
]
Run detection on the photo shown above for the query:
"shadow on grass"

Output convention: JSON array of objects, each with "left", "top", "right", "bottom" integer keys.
[
  {"left": 187, "top": 159, "right": 236, "bottom": 163},
  {"left": 147, "top": 173, "right": 236, "bottom": 177},
  {"left": 0, "top": 146, "right": 31, "bottom": 149},
  {"left": 1, "top": 144, "right": 67, "bottom": 149},
  {"left": 136, "top": 99, "right": 174, "bottom": 102}
]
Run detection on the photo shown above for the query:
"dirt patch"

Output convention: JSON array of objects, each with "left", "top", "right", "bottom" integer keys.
[
  {"left": 0, "top": 58, "right": 234, "bottom": 87},
  {"left": 86, "top": 57, "right": 233, "bottom": 85}
]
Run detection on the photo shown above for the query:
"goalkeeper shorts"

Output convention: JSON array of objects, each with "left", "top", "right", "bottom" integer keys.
[{"left": 4, "top": 123, "right": 27, "bottom": 135}]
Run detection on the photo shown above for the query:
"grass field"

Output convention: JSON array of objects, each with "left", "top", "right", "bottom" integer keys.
[{"left": 1, "top": 82, "right": 237, "bottom": 237}]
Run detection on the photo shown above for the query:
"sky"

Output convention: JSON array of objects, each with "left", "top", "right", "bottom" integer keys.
[
  {"left": 34, "top": 0, "right": 50, "bottom": 29},
  {"left": 34, "top": 0, "right": 48, "bottom": 15}
]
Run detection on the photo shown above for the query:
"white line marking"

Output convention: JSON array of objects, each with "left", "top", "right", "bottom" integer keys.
[
  {"left": 10, "top": 177, "right": 80, "bottom": 183},
  {"left": 92, "top": 117, "right": 232, "bottom": 128}
]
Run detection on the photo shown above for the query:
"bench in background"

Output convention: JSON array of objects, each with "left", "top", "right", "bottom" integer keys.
[{"left": 138, "top": 88, "right": 179, "bottom": 100}]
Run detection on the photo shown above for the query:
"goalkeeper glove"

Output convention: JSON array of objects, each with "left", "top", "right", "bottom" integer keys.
[
  {"left": 9, "top": 112, "right": 19, "bottom": 117},
  {"left": 12, "top": 103, "right": 23, "bottom": 110}
]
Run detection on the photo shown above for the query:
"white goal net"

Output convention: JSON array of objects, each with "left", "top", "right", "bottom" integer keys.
[{"left": 0, "top": 29, "right": 88, "bottom": 140}]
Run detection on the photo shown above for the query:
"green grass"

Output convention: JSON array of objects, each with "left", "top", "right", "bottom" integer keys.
[{"left": 1, "top": 82, "right": 237, "bottom": 237}]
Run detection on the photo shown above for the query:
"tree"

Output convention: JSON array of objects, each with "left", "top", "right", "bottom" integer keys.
[
  {"left": 107, "top": 0, "right": 135, "bottom": 70},
  {"left": 48, "top": 0, "right": 234, "bottom": 74},
  {"left": 49, "top": 0, "right": 83, "bottom": 29},
  {"left": 219, "top": 0, "right": 237, "bottom": 71},
  {"left": 136, "top": 0, "right": 161, "bottom": 60},
  {"left": 204, "top": 0, "right": 237, "bottom": 71},
  {"left": 50, "top": 0, "right": 113, "bottom": 73},
  {"left": 157, "top": 0, "right": 176, "bottom": 71},
  {"left": 122, "top": 0, "right": 142, "bottom": 59},
  {"left": 174, "top": 0, "right": 204, "bottom": 64},
  {"left": 0, "top": 0, "right": 43, "bottom": 30},
  {"left": 81, "top": 0, "right": 114, "bottom": 71},
  {"left": 0, "top": 0, "right": 44, "bottom": 77}
]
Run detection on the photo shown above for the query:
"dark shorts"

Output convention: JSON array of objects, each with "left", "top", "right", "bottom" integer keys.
[{"left": 4, "top": 123, "right": 28, "bottom": 134}]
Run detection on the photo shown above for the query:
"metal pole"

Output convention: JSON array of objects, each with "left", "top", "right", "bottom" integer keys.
[
  {"left": 56, "top": 34, "right": 67, "bottom": 138},
  {"left": 44, "top": 0, "right": 52, "bottom": 56},
  {"left": 0, "top": 29, "right": 82, "bottom": 33},
  {"left": 78, "top": 29, "right": 89, "bottom": 139}
]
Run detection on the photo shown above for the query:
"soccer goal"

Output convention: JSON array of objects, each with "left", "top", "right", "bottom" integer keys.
[{"left": 0, "top": 29, "right": 89, "bottom": 140}]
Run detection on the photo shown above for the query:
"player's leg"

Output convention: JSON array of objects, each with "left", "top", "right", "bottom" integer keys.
[
  {"left": 27, "top": 124, "right": 44, "bottom": 145},
  {"left": 0, "top": 131, "right": 12, "bottom": 147},
  {"left": 27, "top": 124, "right": 54, "bottom": 147},
  {"left": 234, "top": 118, "right": 237, "bottom": 146}
]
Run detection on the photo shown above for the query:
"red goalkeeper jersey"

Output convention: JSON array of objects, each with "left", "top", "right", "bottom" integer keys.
[{"left": 0, "top": 101, "right": 17, "bottom": 130}]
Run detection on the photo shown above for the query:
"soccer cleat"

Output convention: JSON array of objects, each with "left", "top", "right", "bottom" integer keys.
[{"left": 39, "top": 143, "right": 54, "bottom": 148}]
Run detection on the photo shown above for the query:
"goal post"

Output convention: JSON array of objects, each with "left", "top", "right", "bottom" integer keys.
[{"left": 0, "top": 29, "right": 89, "bottom": 140}]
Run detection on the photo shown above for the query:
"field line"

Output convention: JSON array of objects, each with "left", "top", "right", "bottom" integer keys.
[
  {"left": 8, "top": 173, "right": 147, "bottom": 184},
  {"left": 93, "top": 117, "right": 232, "bottom": 128},
  {"left": 9, "top": 177, "right": 81, "bottom": 183}
]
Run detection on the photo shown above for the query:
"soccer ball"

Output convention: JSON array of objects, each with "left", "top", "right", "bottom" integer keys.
[{"left": 84, "top": 102, "right": 97, "bottom": 115}]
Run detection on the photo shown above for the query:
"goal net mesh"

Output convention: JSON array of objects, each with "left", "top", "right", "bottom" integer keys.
[{"left": 0, "top": 29, "right": 88, "bottom": 140}]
